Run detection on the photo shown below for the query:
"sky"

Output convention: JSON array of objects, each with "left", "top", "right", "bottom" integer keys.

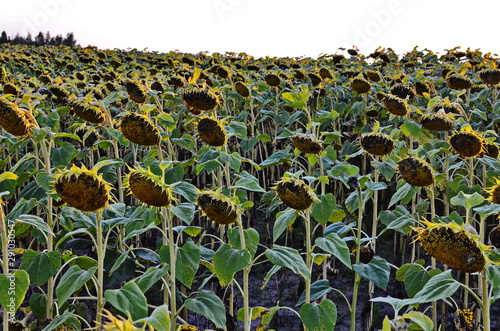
[{"left": 1, "top": 0, "right": 499, "bottom": 58}]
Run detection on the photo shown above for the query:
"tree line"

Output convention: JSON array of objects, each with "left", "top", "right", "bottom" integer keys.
[{"left": 0, "top": 31, "right": 77, "bottom": 47}]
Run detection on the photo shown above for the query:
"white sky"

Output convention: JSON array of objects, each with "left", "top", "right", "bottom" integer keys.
[{"left": 1, "top": 0, "right": 498, "bottom": 58}]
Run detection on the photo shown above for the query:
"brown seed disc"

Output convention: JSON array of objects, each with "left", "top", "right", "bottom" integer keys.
[
  {"left": 234, "top": 81, "right": 250, "bottom": 97},
  {"left": 479, "top": 68, "right": 500, "bottom": 85},
  {"left": 319, "top": 67, "right": 333, "bottom": 80},
  {"left": 308, "top": 73, "right": 322, "bottom": 86},
  {"left": 55, "top": 174, "right": 109, "bottom": 211},
  {"left": 398, "top": 157, "right": 434, "bottom": 187},
  {"left": 418, "top": 226, "right": 485, "bottom": 273},
  {"left": 390, "top": 83, "right": 415, "bottom": 99},
  {"left": 359, "top": 246, "right": 375, "bottom": 264},
  {"left": 197, "top": 118, "right": 226, "bottom": 147},
  {"left": 129, "top": 172, "right": 171, "bottom": 207},
  {"left": 276, "top": 180, "right": 316, "bottom": 211},
  {"left": 291, "top": 134, "right": 323, "bottom": 154},
  {"left": 0, "top": 98, "right": 31, "bottom": 136},
  {"left": 450, "top": 132, "right": 483, "bottom": 158},
  {"left": 365, "top": 70, "right": 382, "bottom": 82},
  {"left": 420, "top": 114, "right": 454, "bottom": 131},
  {"left": 197, "top": 193, "right": 237, "bottom": 225},
  {"left": 120, "top": 113, "right": 160, "bottom": 146},
  {"left": 447, "top": 74, "right": 472, "bottom": 90},
  {"left": 265, "top": 74, "right": 281, "bottom": 87},
  {"left": 181, "top": 88, "right": 220, "bottom": 113},
  {"left": 360, "top": 133, "right": 394, "bottom": 156},
  {"left": 489, "top": 225, "right": 500, "bottom": 248},
  {"left": 350, "top": 77, "right": 371, "bottom": 94},
  {"left": 67, "top": 99, "right": 105, "bottom": 124},
  {"left": 124, "top": 81, "right": 147, "bottom": 104},
  {"left": 382, "top": 95, "right": 408, "bottom": 116}
]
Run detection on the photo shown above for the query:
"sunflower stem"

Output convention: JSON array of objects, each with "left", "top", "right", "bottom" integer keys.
[
  {"left": 350, "top": 185, "right": 364, "bottom": 331},
  {"left": 481, "top": 270, "right": 491, "bottom": 331},
  {"left": 305, "top": 210, "right": 312, "bottom": 305},
  {"left": 429, "top": 187, "right": 438, "bottom": 331},
  {"left": 95, "top": 210, "right": 105, "bottom": 328},
  {"left": 165, "top": 207, "right": 177, "bottom": 331},
  {"left": 237, "top": 215, "right": 250, "bottom": 331},
  {"left": 1, "top": 199, "right": 10, "bottom": 331}
]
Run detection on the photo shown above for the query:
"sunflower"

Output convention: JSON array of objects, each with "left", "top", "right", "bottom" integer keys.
[
  {"left": 489, "top": 225, "right": 500, "bottom": 248},
  {"left": 365, "top": 70, "right": 382, "bottom": 82},
  {"left": 449, "top": 128, "right": 485, "bottom": 158},
  {"left": 360, "top": 132, "right": 395, "bottom": 156},
  {"left": 447, "top": 74, "right": 473, "bottom": 90},
  {"left": 0, "top": 97, "right": 33, "bottom": 136},
  {"left": 414, "top": 221, "right": 494, "bottom": 273},
  {"left": 390, "top": 83, "right": 416, "bottom": 99},
  {"left": 318, "top": 67, "right": 333, "bottom": 80},
  {"left": 181, "top": 87, "right": 220, "bottom": 114},
  {"left": 124, "top": 80, "right": 147, "bottom": 104},
  {"left": 3, "top": 83, "right": 19, "bottom": 96},
  {"left": 481, "top": 142, "right": 499, "bottom": 159},
  {"left": 454, "top": 309, "right": 475, "bottom": 331},
  {"left": 265, "top": 74, "right": 281, "bottom": 87},
  {"left": 197, "top": 116, "right": 227, "bottom": 147},
  {"left": 350, "top": 77, "right": 371, "bottom": 94},
  {"left": 234, "top": 81, "right": 250, "bottom": 97},
  {"left": 308, "top": 73, "right": 322, "bottom": 86},
  {"left": 291, "top": 133, "right": 323, "bottom": 154},
  {"left": 66, "top": 98, "right": 105, "bottom": 124},
  {"left": 98, "top": 309, "right": 141, "bottom": 331},
  {"left": 119, "top": 112, "right": 161, "bottom": 146},
  {"left": 415, "top": 81, "right": 435, "bottom": 95},
  {"left": 397, "top": 157, "right": 434, "bottom": 187},
  {"left": 382, "top": 94, "right": 409, "bottom": 116},
  {"left": 274, "top": 177, "right": 319, "bottom": 211},
  {"left": 48, "top": 84, "right": 70, "bottom": 104},
  {"left": 420, "top": 110, "right": 454, "bottom": 131},
  {"left": 125, "top": 165, "right": 174, "bottom": 207},
  {"left": 197, "top": 190, "right": 238, "bottom": 225},
  {"left": 485, "top": 177, "right": 500, "bottom": 204},
  {"left": 53, "top": 164, "right": 113, "bottom": 212},
  {"left": 479, "top": 68, "right": 500, "bottom": 85}
]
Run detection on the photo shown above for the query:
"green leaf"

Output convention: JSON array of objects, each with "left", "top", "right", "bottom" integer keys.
[
  {"left": 185, "top": 290, "right": 226, "bottom": 329},
  {"left": 176, "top": 241, "right": 201, "bottom": 288},
  {"left": 297, "top": 279, "right": 332, "bottom": 306},
  {"left": 226, "top": 121, "right": 248, "bottom": 139},
  {"left": 29, "top": 293, "right": 47, "bottom": 320},
  {"left": 315, "top": 233, "right": 352, "bottom": 269},
  {"left": 133, "top": 264, "right": 169, "bottom": 293},
  {"left": 136, "top": 304, "right": 170, "bottom": 331},
  {"left": 0, "top": 270, "right": 30, "bottom": 311},
  {"left": 231, "top": 171, "right": 266, "bottom": 192},
  {"left": 50, "top": 141, "right": 76, "bottom": 167},
  {"left": 266, "top": 245, "right": 310, "bottom": 281},
  {"left": 171, "top": 203, "right": 196, "bottom": 225},
  {"left": 474, "top": 204, "right": 500, "bottom": 218},
  {"left": 105, "top": 281, "right": 148, "bottom": 320},
  {"left": 259, "top": 147, "right": 292, "bottom": 168},
  {"left": 311, "top": 193, "right": 338, "bottom": 224},
  {"left": 56, "top": 266, "right": 97, "bottom": 307},
  {"left": 411, "top": 270, "right": 460, "bottom": 303},
  {"left": 20, "top": 250, "right": 61, "bottom": 286},
  {"left": 404, "top": 265, "right": 431, "bottom": 298},
  {"left": 227, "top": 227, "right": 260, "bottom": 257},
  {"left": 403, "top": 311, "right": 433, "bottom": 331},
  {"left": 450, "top": 191, "right": 485, "bottom": 210},
  {"left": 389, "top": 182, "right": 418, "bottom": 208},
  {"left": 353, "top": 257, "right": 390, "bottom": 290},
  {"left": 213, "top": 244, "right": 251, "bottom": 286},
  {"left": 299, "top": 299, "right": 337, "bottom": 331},
  {"left": 41, "top": 311, "right": 79, "bottom": 331},
  {"left": 282, "top": 91, "right": 309, "bottom": 109},
  {"left": 273, "top": 209, "right": 297, "bottom": 242},
  {"left": 173, "top": 181, "right": 199, "bottom": 202},
  {"left": 15, "top": 214, "right": 53, "bottom": 237},
  {"left": 401, "top": 120, "right": 422, "bottom": 138}
]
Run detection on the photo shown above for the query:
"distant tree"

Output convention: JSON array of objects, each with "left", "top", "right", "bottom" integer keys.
[
  {"left": 0, "top": 31, "right": 8, "bottom": 44},
  {"left": 26, "top": 32, "right": 33, "bottom": 45},
  {"left": 35, "top": 32, "right": 45, "bottom": 46},
  {"left": 12, "top": 33, "right": 23, "bottom": 45},
  {"left": 0, "top": 30, "right": 77, "bottom": 47},
  {"left": 63, "top": 32, "right": 76, "bottom": 47},
  {"left": 45, "top": 31, "right": 51, "bottom": 45},
  {"left": 53, "top": 34, "right": 63, "bottom": 46}
]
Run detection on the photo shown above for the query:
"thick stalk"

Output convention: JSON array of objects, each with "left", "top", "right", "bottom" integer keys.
[
  {"left": 238, "top": 216, "right": 250, "bottom": 331},
  {"left": 166, "top": 207, "right": 177, "bottom": 331},
  {"left": 95, "top": 210, "right": 105, "bottom": 327},
  {"left": 305, "top": 210, "right": 312, "bottom": 305},
  {"left": 481, "top": 270, "right": 490, "bottom": 331},
  {"left": 1, "top": 202, "right": 10, "bottom": 331},
  {"left": 430, "top": 187, "right": 437, "bottom": 331},
  {"left": 350, "top": 185, "right": 363, "bottom": 331}
]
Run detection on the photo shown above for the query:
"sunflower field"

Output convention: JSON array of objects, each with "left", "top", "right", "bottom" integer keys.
[{"left": 2, "top": 44, "right": 500, "bottom": 331}]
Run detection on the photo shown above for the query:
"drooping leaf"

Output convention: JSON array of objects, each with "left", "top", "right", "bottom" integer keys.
[
  {"left": 353, "top": 257, "right": 390, "bottom": 290},
  {"left": 212, "top": 244, "right": 251, "bottom": 286},
  {"left": 0, "top": 270, "right": 29, "bottom": 311},
  {"left": 104, "top": 281, "right": 148, "bottom": 320},
  {"left": 185, "top": 290, "right": 226, "bottom": 329},
  {"left": 266, "top": 245, "right": 310, "bottom": 281},
  {"left": 56, "top": 266, "right": 97, "bottom": 307},
  {"left": 315, "top": 233, "right": 352, "bottom": 269},
  {"left": 299, "top": 299, "right": 337, "bottom": 331}
]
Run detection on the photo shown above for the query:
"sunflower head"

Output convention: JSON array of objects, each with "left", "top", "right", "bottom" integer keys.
[
  {"left": 359, "top": 245, "right": 375, "bottom": 264},
  {"left": 390, "top": 83, "right": 416, "bottom": 99},
  {"left": 318, "top": 67, "right": 333, "bottom": 80},
  {"left": 350, "top": 77, "right": 371, "bottom": 94},
  {"left": 197, "top": 116, "right": 227, "bottom": 147},
  {"left": 291, "top": 133, "right": 323, "bottom": 154},
  {"left": 274, "top": 177, "right": 320, "bottom": 211},
  {"left": 481, "top": 142, "right": 499, "bottom": 159},
  {"left": 265, "top": 74, "right": 281, "bottom": 87},
  {"left": 454, "top": 309, "right": 475, "bottom": 331},
  {"left": 489, "top": 225, "right": 500, "bottom": 248},
  {"left": 397, "top": 157, "right": 434, "bottom": 187},
  {"left": 125, "top": 165, "right": 174, "bottom": 207},
  {"left": 485, "top": 177, "right": 500, "bottom": 204},
  {"left": 382, "top": 94, "right": 409, "bottom": 116},
  {"left": 360, "top": 132, "right": 395, "bottom": 156},
  {"left": 415, "top": 81, "right": 435, "bottom": 95},
  {"left": 449, "top": 128, "right": 485, "bottom": 158},
  {"left": 234, "top": 81, "right": 250, "bottom": 97},
  {"left": 420, "top": 111, "right": 454, "bottom": 131},
  {"left": 48, "top": 84, "right": 71, "bottom": 104},
  {"left": 414, "top": 221, "right": 493, "bottom": 273},
  {"left": 98, "top": 309, "right": 141, "bottom": 331},
  {"left": 66, "top": 97, "right": 105, "bottom": 124},
  {"left": 365, "top": 70, "right": 382, "bottom": 82},
  {"left": 3, "top": 83, "right": 19, "bottom": 96},
  {"left": 308, "top": 73, "right": 322, "bottom": 86},
  {"left": 447, "top": 74, "right": 473, "bottom": 90},
  {"left": 196, "top": 190, "right": 239, "bottom": 225},
  {"left": 119, "top": 112, "right": 161, "bottom": 146},
  {"left": 479, "top": 68, "right": 500, "bottom": 85},
  {"left": 53, "top": 164, "right": 113, "bottom": 212},
  {"left": 0, "top": 97, "right": 33, "bottom": 136},
  {"left": 124, "top": 80, "right": 147, "bottom": 104},
  {"left": 181, "top": 87, "right": 220, "bottom": 114}
]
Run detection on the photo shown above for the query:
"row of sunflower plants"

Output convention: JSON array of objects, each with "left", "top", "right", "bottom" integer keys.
[{"left": 1, "top": 43, "right": 500, "bottom": 331}]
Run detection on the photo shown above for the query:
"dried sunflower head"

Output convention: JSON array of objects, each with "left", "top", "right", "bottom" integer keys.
[
  {"left": 265, "top": 74, "right": 281, "bottom": 87},
  {"left": 291, "top": 133, "right": 323, "bottom": 154},
  {"left": 415, "top": 81, "right": 435, "bottom": 95},
  {"left": 53, "top": 164, "right": 113, "bottom": 212},
  {"left": 197, "top": 190, "right": 238, "bottom": 225},
  {"left": 124, "top": 80, "right": 147, "bottom": 104},
  {"left": 382, "top": 94, "right": 409, "bottom": 116},
  {"left": 481, "top": 142, "right": 499, "bottom": 159},
  {"left": 485, "top": 177, "right": 500, "bottom": 204},
  {"left": 48, "top": 84, "right": 71, "bottom": 104},
  {"left": 414, "top": 221, "right": 494, "bottom": 273},
  {"left": 390, "top": 83, "right": 416, "bottom": 99},
  {"left": 350, "top": 77, "right": 371, "bottom": 94},
  {"left": 197, "top": 116, "right": 227, "bottom": 147},
  {"left": 479, "top": 68, "right": 500, "bottom": 85},
  {"left": 360, "top": 132, "right": 394, "bottom": 156},
  {"left": 3, "top": 83, "right": 19, "bottom": 96},
  {"left": 420, "top": 111, "right": 454, "bottom": 131},
  {"left": 234, "top": 81, "right": 250, "bottom": 97},
  {"left": 308, "top": 73, "right": 322, "bottom": 86},
  {"left": 274, "top": 177, "right": 319, "bottom": 211},
  {"left": 66, "top": 98, "right": 105, "bottom": 124},
  {"left": 489, "top": 225, "right": 500, "bottom": 248},
  {"left": 365, "top": 70, "right": 382, "bottom": 82},
  {"left": 0, "top": 97, "right": 33, "bottom": 136},
  {"left": 120, "top": 112, "right": 161, "bottom": 146},
  {"left": 447, "top": 74, "right": 473, "bottom": 90},
  {"left": 181, "top": 87, "right": 220, "bottom": 114},
  {"left": 318, "top": 67, "right": 333, "bottom": 80},
  {"left": 449, "top": 128, "right": 485, "bottom": 158},
  {"left": 125, "top": 165, "right": 174, "bottom": 207},
  {"left": 397, "top": 157, "right": 434, "bottom": 187},
  {"left": 454, "top": 308, "right": 475, "bottom": 331}
]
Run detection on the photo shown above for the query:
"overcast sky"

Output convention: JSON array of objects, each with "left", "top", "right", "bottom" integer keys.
[{"left": 1, "top": 0, "right": 498, "bottom": 58}]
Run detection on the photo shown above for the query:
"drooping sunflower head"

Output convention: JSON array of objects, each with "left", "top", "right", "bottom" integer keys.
[
  {"left": 447, "top": 73, "right": 473, "bottom": 90},
  {"left": 479, "top": 68, "right": 500, "bottom": 85},
  {"left": 481, "top": 142, "right": 499, "bottom": 159},
  {"left": 397, "top": 157, "right": 434, "bottom": 187},
  {"left": 291, "top": 133, "right": 323, "bottom": 154},
  {"left": 66, "top": 97, "right": 105, "bottom": 124},
  {"left": 98, "top": 309, "right": 141, "bottom": 331},
  {"left": 53, "top": 164, "right": 113, "bottom": 212},
  {"left": 234, "top": 81, "right": 250, "bottom": 97},
  {"left": 3, "top": 83, "right": 19, "bottom": 96},
  {"left": 350, "top": 77, "right": 371, "bottom": 94},
  {"left": 420, "top": 111, "right": 455, "bottom": 131},
  {"left": 264, "top": 73, "right": 281, "bottom": 87},
  {"left": 359, "top": 132, "right": 395, "bottom": 156},
  {"left": 0, "top": 97, "right": 33, "bottom": 136},
  {"left": 449, "top": 128, "right": 485, "bottom": 158},
  {"left": 415, "top": 81, "right": 435, "bottom": 95},
  {"left": 390, "top": 83, "right": 416, "bottom": 99},
  {"left": 485, "top": 177, "right": 500, "bottom": 204},
  {"left": 196, "top": 190, "right": 239, "bottom": 225},
  {"left": 308, "top": 73, "right": 322, "bottom": 86},
  {"left": 119, "top": 112, "right": 161, "bottom": 146},
  {"left": 454, "top": 308, "right": 475, "bottom": 331},
  {"left": 318, "top": 67, "right": 333, "bottom": 80},
  {"left": 124, "top": 80, "right": 147, "bottom": 104},
  {"left": 274, "top": 177, "right": 320, "bottom": 211},
  {"left": 181, "top": 87, "right": 220, "bottom": 114},
  {"left": 197, "top": 116, "right": 227, "bottom": 147},
  {"left": 365, "top": 70, "right": 382, "bottom": 82},
  {"left": 125, "top": 165, "right": 174, "bottom": 207},
  {"left": 382, "top": 94, "right": 409, "bottom": 116},
  {"left": 48, "top": 84, "right": 71, "bottom": 104},
  {"left": 414, "top": 220, "right": 493, "bottom": 273}
]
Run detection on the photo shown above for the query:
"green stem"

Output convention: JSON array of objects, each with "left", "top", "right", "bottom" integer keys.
[
  {"left": 430, "top": 187, "right": 437, "bottom": 331},
  {"left": 166, "top": 207, "right": 177, "bottom": 331},
  {"left": 350, "top": 185, "right": 363, "bottom": 331},
  {"left": 1, "top": 202, "right": 10, "bottom": 331},
  {"left": 237, "top": 215, "right": 250, "bottom": 331},
  {"left": 305, "top": 210, "right": 312, "bottom": 305},
  {"left": 481, "top": 270, "right": 490, "bottom": 331},
  {"left": 95, "top": 210, "right": 105, "bottom": 328}
]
